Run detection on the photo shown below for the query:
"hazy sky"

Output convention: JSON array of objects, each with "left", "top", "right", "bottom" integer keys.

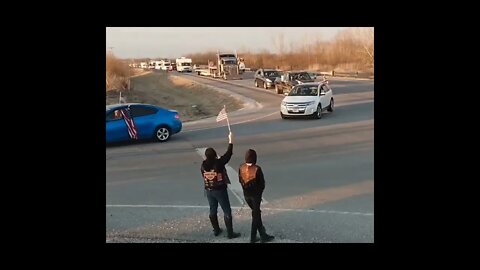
[{"left": 106, "top": 27, "right": 348, "bottom": 59}]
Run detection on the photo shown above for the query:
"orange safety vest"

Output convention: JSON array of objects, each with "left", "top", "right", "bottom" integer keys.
[{"left": 239, "top": 164, "right": 259, "bottom": 187}]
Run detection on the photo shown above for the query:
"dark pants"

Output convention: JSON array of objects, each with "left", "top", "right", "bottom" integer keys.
[
  {"left": 206, "top": 188, "right": 232, "bottom": 219},
  {"left": 244, "top": 193, "right": 263, "bottom": 236}
]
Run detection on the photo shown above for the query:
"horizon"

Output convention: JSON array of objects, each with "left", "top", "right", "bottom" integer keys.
[{"left": 106, "top": 27, "right": 350, "bottom": 59}]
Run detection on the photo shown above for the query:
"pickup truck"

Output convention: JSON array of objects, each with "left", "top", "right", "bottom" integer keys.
[{"left": 274, "top": 71, "right": 314, "bottom": 94}]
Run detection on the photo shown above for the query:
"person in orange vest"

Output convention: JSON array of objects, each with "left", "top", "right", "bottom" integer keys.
[{"left": 238, "top": 149, "right": 275, "bottom": 243}]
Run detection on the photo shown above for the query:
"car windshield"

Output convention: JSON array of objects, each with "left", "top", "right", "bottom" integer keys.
[
  {"left": 288, "top": 85, "right": 318, "bottom": 96},
  {"left": 264, "top": 71, "right": 279, "bottom": 77},
  {"left": 223, "top": 60, "right": 237, "bottom": 65},
  {"left": 290, "top": 73, "right": 311, "bottom": 81}
]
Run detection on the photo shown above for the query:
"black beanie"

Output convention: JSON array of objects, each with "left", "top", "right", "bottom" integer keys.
[
  {"left": 205, "top": 148, "right": 217, "bottom": 160},
  {"left": 245, "top": 149, "right": 257, "bottom": 164}
]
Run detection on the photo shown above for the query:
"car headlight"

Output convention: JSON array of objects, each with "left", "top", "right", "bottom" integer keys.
[
  {"left": 281, "top": 101, "right": 286, "bottom": 106},
  {"left": 266, "top": 78, "right": 272, "bottom": 83},
  {"left": 305, "top": 101, "right": 315, "bottom": 106}
]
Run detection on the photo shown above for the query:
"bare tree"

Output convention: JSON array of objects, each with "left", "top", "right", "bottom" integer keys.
[
  {"left": 351, "top": 27, "right": 374, "bottom": 68},
  {"left": 183, "top": 28, "right": 372, "bottom": 74},
  {"left": 272, "top": 33, "right": 286, "bottom": 67}
]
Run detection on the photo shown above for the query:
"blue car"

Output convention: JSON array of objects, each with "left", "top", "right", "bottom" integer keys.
[{"left": 106, "top": 103, "right": 182, "bottom": 144}]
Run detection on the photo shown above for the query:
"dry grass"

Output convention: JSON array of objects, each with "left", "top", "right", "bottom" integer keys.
[
  {"left": 106, "top": 72, "right": 243, "bottom": 122},
  {"left": 169, "top": 75, "right": 194, "bottom": 87},
  {"left": 106, "top": 52, "right": 131, "bottom": 91}
]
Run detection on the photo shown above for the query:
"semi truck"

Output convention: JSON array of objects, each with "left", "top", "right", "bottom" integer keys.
[{"left": 195, "top": 52, "right": 243, "bottom": 80}]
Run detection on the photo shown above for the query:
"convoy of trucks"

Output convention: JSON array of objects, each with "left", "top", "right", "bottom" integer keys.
[{"left": 132, "top": 52, "right": 245, "bottom": 80}]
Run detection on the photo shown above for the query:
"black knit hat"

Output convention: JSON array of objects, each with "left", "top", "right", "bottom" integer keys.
[
  {"left": 245, "top": 149, "right": 257, "bottom": 164},
  {"left": 205, "top": 147, "right": 217, "bottom": 160}
]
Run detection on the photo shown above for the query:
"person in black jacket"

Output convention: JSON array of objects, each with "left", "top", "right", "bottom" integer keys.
[
  {"left": 238, "top": 149, "right": 275, "bottom": 243},
  {"left": 201, "top": 132, "right": 241, "bottom": 239}
]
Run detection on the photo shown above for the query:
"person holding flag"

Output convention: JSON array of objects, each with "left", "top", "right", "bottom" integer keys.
[{"left": 200, "top": 106, "right": 241, "bottom": 239}]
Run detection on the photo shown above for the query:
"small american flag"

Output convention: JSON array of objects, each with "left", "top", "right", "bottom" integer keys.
[
  {"left": 216, "top": 107, "right": 228, "bottom": 122},
  {"left": 120, "top": 107, "right": 139, "bottom": 140}
]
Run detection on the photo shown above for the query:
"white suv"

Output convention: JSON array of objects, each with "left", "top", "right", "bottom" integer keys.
[{"left": 280, "top": 82, "right": 334, "bottom": 119}]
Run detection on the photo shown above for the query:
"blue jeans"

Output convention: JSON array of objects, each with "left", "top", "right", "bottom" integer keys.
[{"left": 206, "top": 188, "right": 232, "bottom": 219}]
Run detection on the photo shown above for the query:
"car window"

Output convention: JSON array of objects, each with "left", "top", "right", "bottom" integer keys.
[
  {"left": 289, "top": 86, "right": 318, "bottom": 96},
  {"left": 264, "top": 71, "right": 279, "bottom": 77},
  {"left": 106, "top": 109, "right": 123, "bottom": 121},
  {"left": 130, "top": 106, "right": 158, "bottom": 117},
  {"left": 298, "top": 73, "right": 311, "bottom": 80}
]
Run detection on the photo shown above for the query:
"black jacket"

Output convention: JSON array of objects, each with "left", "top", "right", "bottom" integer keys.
[{"left": 200, "top": 143, "right": 233, "bottom": 190}]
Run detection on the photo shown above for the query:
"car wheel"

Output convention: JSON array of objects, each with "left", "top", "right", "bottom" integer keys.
[
  {"left": 328, "top": 98, "right": 334, "bottom": 112},
  {"left": 263, "top": 82, "right": 267, "bottom": 89},
  {"left": 155, "top": 126, "right": 171, "bottom": 142},
  {"left": 313, "top": 104, "right": 322, "bottom": 119},
  {"left": 255, "top": 80, "right": 258, "bottom": 87},
  {"left": 276, "top": 85, "right": 282, "bottom": 94}
]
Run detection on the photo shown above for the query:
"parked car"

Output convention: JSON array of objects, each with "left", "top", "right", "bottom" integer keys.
[
  {"left": 254, "top": 68, "right": 281, "bottom": 89},
  {"left": 106, "top": 103, "right": 182, "bottom": 144},
  {"left": 274, "top": 71, "right": 314, "bottom": 94},
  {"left": 280, "top": 82, "right": 334, "bottom": 119}
]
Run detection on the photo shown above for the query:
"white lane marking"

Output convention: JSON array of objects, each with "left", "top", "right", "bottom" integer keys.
[
  {"left": 195, "top": 147, "right": 268, "bottom": 205},
  {"left": 106, "top": 204, "right": 373, "bottom": 216}
]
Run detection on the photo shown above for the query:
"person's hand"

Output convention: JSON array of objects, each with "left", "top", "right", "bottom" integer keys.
[{"left": 228, "top": 132, "right": 233, "bottom": 143}]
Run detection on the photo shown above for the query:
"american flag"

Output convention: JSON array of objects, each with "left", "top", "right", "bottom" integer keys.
[
  {"left": 120, "top": 107, "right": 138, "bottom": 139},
  {"left": 216, "top": 107, "right": 228, "bottom": 122}
]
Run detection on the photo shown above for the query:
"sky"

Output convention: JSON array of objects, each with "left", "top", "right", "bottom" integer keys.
[{"left": 106, "top": 27, "right": 348, "bottom": 59}]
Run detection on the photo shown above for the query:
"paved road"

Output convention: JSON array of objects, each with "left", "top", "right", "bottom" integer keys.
[{"left": 106, "top": 72, "right": 374, "bottom": 243}]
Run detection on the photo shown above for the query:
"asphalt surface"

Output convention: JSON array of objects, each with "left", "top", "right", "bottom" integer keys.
[{"left": 106, "top": 71, "right": 374, "bottom": 243}]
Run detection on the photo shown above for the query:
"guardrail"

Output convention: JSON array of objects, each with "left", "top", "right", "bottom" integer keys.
[{"left": 326, "top": 71, "right": 374, "bottom": 79}]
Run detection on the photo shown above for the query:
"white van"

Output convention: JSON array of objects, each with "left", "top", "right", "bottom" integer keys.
[
  {"left": 176, "top": 57, "right": 192, "bottom": 72},
  {"left": 160, "top": 60, "right": 172, "bottom": 71}
]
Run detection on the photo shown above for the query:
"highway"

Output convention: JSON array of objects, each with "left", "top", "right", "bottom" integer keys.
[{"left": 106, "top": 72, "right": 374, "bottom": 243}]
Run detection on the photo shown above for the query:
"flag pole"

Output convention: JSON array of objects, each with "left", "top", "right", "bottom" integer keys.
[{"left": 224, "top": 105, "right": 231, "bottom": 132}]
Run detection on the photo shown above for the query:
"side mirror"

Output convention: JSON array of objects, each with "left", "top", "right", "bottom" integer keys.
[{"left": 320, "top": 91, "right": 326, "bottom": 96}]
